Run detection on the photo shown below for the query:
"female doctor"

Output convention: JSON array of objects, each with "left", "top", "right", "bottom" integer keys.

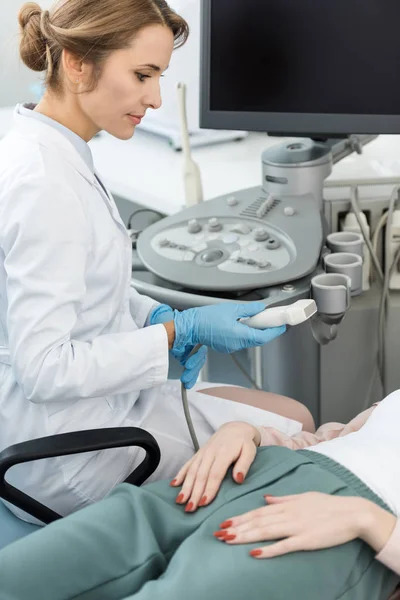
[{"left": 0, "top": 0, "right": 313, "bottom": 521}]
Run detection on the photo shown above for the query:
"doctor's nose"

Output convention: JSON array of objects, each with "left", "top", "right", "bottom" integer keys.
[{"left": 144, "top": 82, "right": 162, "bottom": 111}]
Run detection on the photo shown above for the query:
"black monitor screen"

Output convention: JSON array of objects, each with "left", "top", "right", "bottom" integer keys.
[{"left": 201, "top": 0, "right": 400, "bottom": 134}]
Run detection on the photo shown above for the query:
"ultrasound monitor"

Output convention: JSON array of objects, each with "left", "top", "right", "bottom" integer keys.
[{"left": 200, "top": 0, "right": 400, "bottom": 136}]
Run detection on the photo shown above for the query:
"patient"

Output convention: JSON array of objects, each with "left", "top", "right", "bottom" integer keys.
[{"left": 1, "top": 392, "right": 400, "bottom": 600}]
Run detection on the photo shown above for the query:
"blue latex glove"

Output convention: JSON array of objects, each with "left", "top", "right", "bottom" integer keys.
[
  {"left": 149, "top": 304, "right": 175, "bottom": 326},
  {"left": 149, "top": 304, "right": 208, "bottom": 389},
  {"left": 173, "top": 301, "right": 286, "bottom": 356},
  {"left": 180, "top": 345, "right": 208, "bottom": 389}
]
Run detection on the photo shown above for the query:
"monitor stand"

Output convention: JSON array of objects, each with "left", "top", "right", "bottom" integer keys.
[{"left": 268, "top": 133, "right": 377, "bottom": 164}]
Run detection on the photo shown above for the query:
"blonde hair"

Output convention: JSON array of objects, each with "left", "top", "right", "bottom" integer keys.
[{"left": 18, "top": 0, "right": 189, "bottom": 92}]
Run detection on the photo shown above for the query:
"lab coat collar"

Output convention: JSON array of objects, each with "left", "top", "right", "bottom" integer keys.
[
  {"left": 17, "top": 103, "right": 94, "bottom": 173},
  {"left": 12, "top": 106, "right": 96, "bottom": 186},
  {"left": 11, "top": 107, "right": 128, "bottom": 233},
  {"left": 93, "top": 174, "right": 128, "bottom": 231}
]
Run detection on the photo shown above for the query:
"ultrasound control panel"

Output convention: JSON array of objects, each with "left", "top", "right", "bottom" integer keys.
[{"left": 137, "top": 187, "right": 324, "bottom": 292}]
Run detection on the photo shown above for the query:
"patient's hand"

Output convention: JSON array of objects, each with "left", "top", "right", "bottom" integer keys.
[
  {"left": 170, "top": 421, "right": 261, "bottom": 512},
  {"left": 213, "top": 492, "right": 397, "bottom": 558}
]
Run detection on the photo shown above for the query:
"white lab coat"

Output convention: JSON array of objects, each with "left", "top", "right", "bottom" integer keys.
[{"left": 0, "top": 111, "right": 302, "bottom": 522}]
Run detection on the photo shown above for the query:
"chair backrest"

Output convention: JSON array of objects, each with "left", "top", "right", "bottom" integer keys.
[{"left": 0, "top": 500, "right": 39, "bottom": 550}]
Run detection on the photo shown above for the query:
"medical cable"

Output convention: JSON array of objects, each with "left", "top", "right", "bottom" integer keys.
[
  {"left": 127, "top": 208, "right": 164, "bottom": 231},
  {"left": 378, "top": 241, "right": 400, "bottom": 397},
  {"left": 325, "top": 177, "right": 400, "bottom": 282},
  {"left": 377, "top": 186, "right": 400, "bottom": 391},
  {"left": 349, "top": 187, "right": 383, "bottom": 283},
  {"left": 352, "top": 184, "right": 398, "bottom": 402},
  {"left": 128, "top": 209, "right": 165, "bottom": 247},
  {"left": 335, "top": 183, "right": 399, "bottom": 401},
  {"left": 372, "top": 211, "right": 389, "bottom": 260},
  {"left": 355, "top": 184, "right": 400, "bottom": 407},
  {"left": 181, "top": 344, "right": 202, "bottom": 452},
  {"left": 181, "top": 348, "right": 261, "bottom": 453}
]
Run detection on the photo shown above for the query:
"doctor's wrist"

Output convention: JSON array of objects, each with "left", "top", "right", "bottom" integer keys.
[{"left": 163, "top": 321, "right": 176, "bottom": 349}]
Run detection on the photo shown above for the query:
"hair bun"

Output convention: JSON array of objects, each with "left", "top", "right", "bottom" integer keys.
[
  {"left": 18, "top": 2, "right": 42, "bottom": 31},
  {"left": 18, "top": 2, "right": 48, "bottom": 72}
]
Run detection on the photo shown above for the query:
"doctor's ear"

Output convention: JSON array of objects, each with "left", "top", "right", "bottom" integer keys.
[{"left": 61, "top": 49, "right": 93, "bottom": 88}]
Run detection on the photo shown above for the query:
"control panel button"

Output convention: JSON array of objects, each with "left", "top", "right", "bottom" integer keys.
[
  {"left": 248, "top": 243, "right": 260, "bottom": 252},
  {"left": 201, "top": 249, "right": 224, "bottom": 263},
  {"left": 159, "top": 239, "right": 170, "bottom": 248},
  {"left": 223, "top": 234, "right": 239, "bottom": 245},
  {"left": 227, "top": 195, "right": 238, "bottom": 206},
  {"left": 253, "top": 227, "right": 270, "bottom": 242},
  {"left": 284, "top": 206, "right": 296, "bottom": 217},
  {"left": 177, "top": 244, "right": 188, "bottom": 251},
  {"left": 258, "top": 260, "right": 271, "bottom": 269},
  {"left": 246, "top": 258, "right": 257, "bottom": 266},
  {"left": 188, "top": 219, "right": 202, "bottom": 234},
  {"left": 231, "top": 224, "right": 251, "bottom": 235},
  {"left": 168, "top": 242, "right": 177, "bottom": 248},
  {"left": 208, "top": 218, "right": 223, "bottom": 232},
  {"left": 266, "top": 238, "right": 281, "bottom": 250},
  {"left": 256, "top": 195, "right": 276, "bottom": 219}
]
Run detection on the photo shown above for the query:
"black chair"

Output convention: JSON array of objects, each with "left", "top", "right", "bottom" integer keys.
[{"left": 0, "top": 427, "right": 161, "bottom": 525}]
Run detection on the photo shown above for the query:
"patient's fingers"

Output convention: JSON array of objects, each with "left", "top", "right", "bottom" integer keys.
[
  {"left": 220, "top": 503, "right": 284, "bottom": 528},
  {"left": 250, "top": 537, "right": 304, "bottom": 559},
  {"left": 190, "top": 453, "right": 238, "bottom": 508},
  {"left": 176, "top": 454, "right": 205, "bottom": 505},
  {"left": 172, "top": 424, "right": 260, "bottom": 511},
  {"left": 184, "top": 454, "right": 218, "bottom": 511},
  {"left": 215, "top": 519, "right": 295, "bottom": 546},
  {"left": 225, "top": 511, "right": 287, "bottom": 536},
  {"left": 232, "top": 442, "right": 257, "bottom": 484},
  {"left": 171, "top": 456, "right": 195, "bottom": 487}
]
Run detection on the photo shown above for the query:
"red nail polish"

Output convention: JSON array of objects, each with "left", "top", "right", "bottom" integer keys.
[
  {"left": 185, "top": 502, "right": 194, "bottom": 512},
  {"left": 224, "top": 534, "right": 236, "bottom": 541},
  {"left": 214, "top": 531, "right": 228, "bottom": 538},
  {"left": 199, "top": 496, "right": 207, "bottom": 507},
  {"left": 236, "top": 472, "right": 244, "bottom": 483},
  {"left": 170, "top": 479, "right": 177, "bottom": 486},
  {"left": 176, "top": 493, "right": 184, "bottom": 503},
  {"left": 250, "top": 549, "right": 263, "bottom": 557},
  {"left": 220, "top": 520, "right": 233, "bottom": 529}
]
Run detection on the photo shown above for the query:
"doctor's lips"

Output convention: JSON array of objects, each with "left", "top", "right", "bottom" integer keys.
[{"left": 127, "top": 113, "right": 144, "bottom": 125}]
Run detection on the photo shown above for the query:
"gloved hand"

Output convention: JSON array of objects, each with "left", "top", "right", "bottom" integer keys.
[
  {"left": 180, "top": 345, "right": 208, "bottom": 389},
  {"left": 173, "top": 301, "right": 286, "bottom": 355},
  {"left": 149, "top": 304, "right": 208, "bottom": 389},
  {"left": 149, "top": 303, "right": 175, "bottom": 325}
]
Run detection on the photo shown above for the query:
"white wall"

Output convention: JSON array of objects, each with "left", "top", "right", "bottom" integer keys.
[
  {"left": 0, "top": 0, "right": 197, "bottom": 111},
  {"left": 0, "top": 0, "right": 52, "bottom": 108},
  {"left": 143, "top": 0, "right": 202, "bottom": 132}
]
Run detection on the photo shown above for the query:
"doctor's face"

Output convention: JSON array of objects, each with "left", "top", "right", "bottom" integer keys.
[{"left": 78, "top": 25, "right": 174, "bottom": 140}]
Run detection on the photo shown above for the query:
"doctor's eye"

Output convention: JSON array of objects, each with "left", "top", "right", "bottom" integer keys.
[{"left": 135, "top": 72, "right": 151, "bottom": 83}]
